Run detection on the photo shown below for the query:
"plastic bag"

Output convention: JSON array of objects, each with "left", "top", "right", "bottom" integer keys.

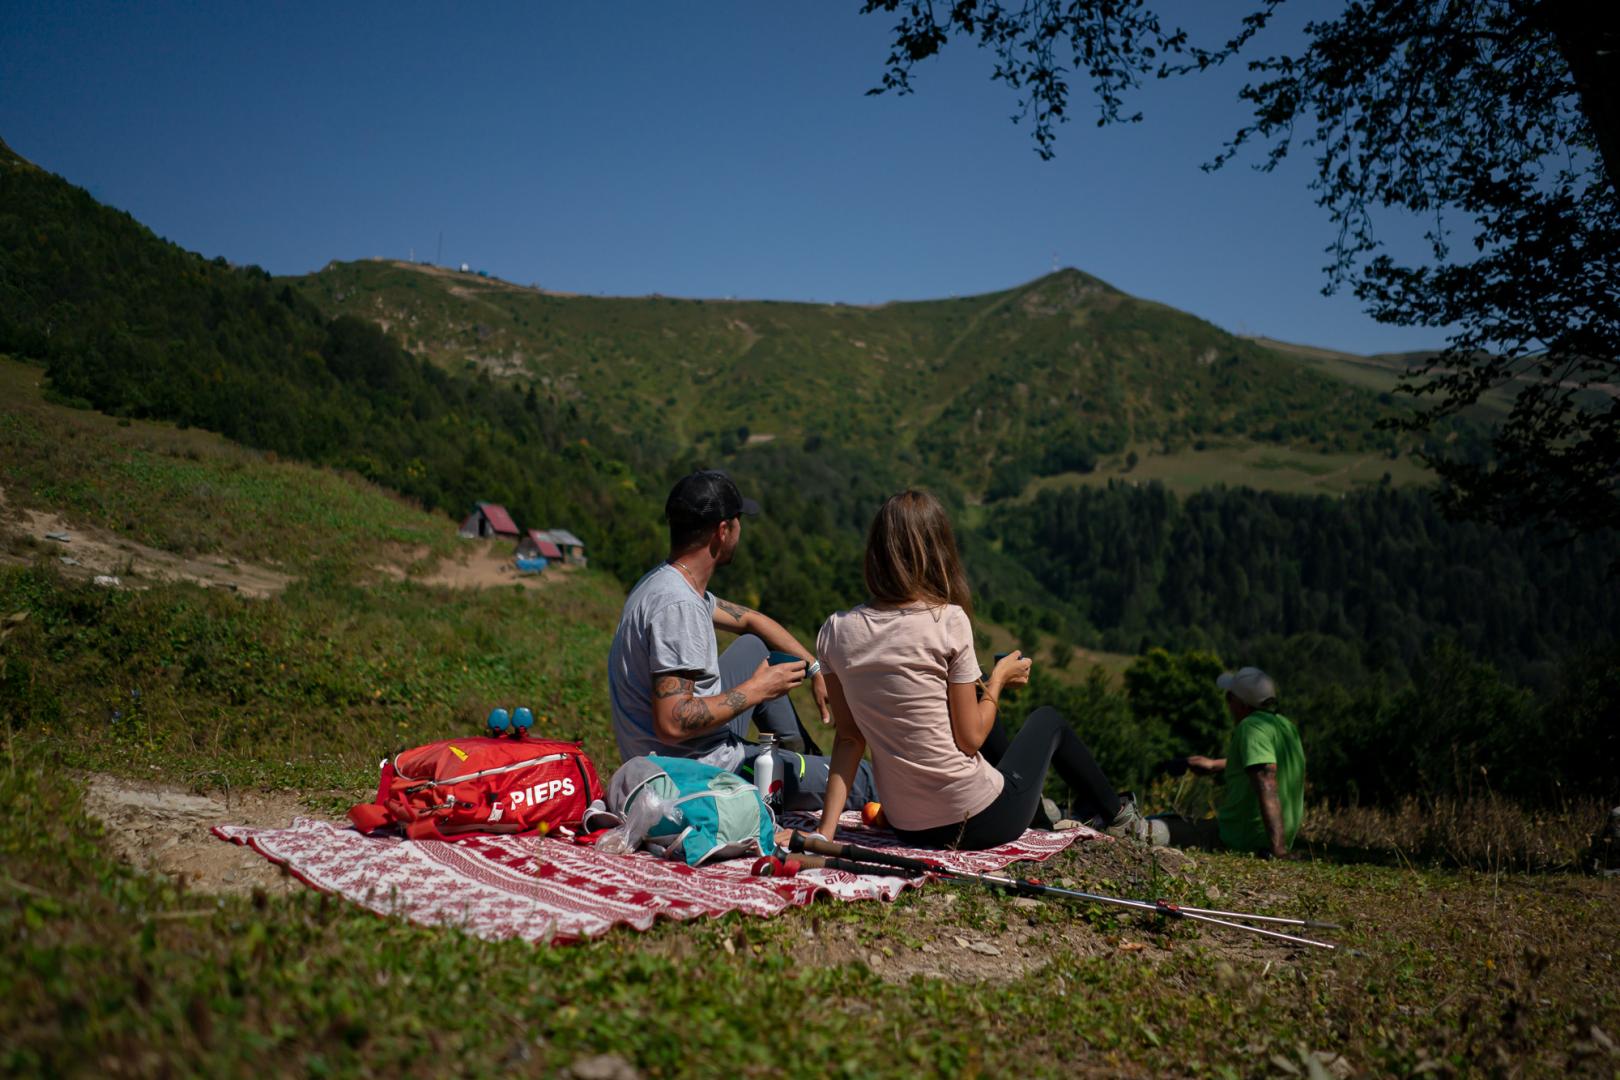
[{"left": 594, "top": 787, "right": 677, "bottom": 855}]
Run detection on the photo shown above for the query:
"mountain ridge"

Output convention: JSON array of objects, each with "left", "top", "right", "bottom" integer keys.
[{"left": 288, "top": 257, "right": 1432, "bottom": 498}]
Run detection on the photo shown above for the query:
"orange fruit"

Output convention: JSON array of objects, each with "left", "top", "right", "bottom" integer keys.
[{"left": 862, "top": 801, "right": 886, "bottom": 828}]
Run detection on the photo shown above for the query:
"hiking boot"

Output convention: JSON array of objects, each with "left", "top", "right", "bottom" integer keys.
[
  {"left": 1103, "top": 793, "right": 1172, "bottom": 846},
  {"left": 1102, "top": 792, "right": 1142, "bottom": 839},
  {"left": 1040, "top": 797, "right": 1062, "bottom": 826}
]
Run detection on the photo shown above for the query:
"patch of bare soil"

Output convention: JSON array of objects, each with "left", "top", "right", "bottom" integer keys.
[
  {"left": 806, "top": 841, "right": 1302, "bottom": 986},
  {"left": 381, "top": 538, "right": 569, "bottom": 592},
  {"left": 795, "top": 885, "right": 1128, "bottom": 984},
  {"left": 79, "top": 773, "right": 325, "bottom": 896},
  {"left": 641, "top": 838, "right": 1273, "bottom": 986},
  {"left": 0, "top": 489, "right": 294, "bottom": 598}
]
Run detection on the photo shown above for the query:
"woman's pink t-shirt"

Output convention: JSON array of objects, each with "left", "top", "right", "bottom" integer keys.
[{"left": 816, "top": 603, "right": 1003, "bottom": 831}]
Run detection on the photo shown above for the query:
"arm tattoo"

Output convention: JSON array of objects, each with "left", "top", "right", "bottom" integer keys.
[
  {"left": 714, "top": 597, "right": 751, "bottom": 622},
  {"left": 672, "top": 697, "right": 714, "bottom": 732},
  {"left": 653, "top": 675, "right": 696, "bottom": 700},
  {"left": 1252, "top": 763, "right": 1278, "bottom": 793},
  {"left": 656, "top": 674, "right": 744, "bottom": 735},
  {"left": 1249, "top": 764, "right": 1286, "bottom": 851}
]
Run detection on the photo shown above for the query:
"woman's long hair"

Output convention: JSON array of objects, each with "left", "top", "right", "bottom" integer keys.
[{"left": 863, "top": 490, "right": 973, "bottom": 614}]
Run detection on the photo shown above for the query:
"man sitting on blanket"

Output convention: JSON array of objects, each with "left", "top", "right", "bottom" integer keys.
[{"left": 606, "top": 469, "right": 875, "bottom": 811}]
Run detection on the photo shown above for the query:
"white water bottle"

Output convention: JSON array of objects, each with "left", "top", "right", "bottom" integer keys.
[{"left": 753, "top": 735, "right": 778, "bottom": 808}]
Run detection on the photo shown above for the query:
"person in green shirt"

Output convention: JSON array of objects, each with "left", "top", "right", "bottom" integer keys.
[
  {"left": 1185, "top": 667, "right": 1305, "bottom": 858},
  {"left": 1114, "top": 666, "right": 1306, "bottom": 858}
]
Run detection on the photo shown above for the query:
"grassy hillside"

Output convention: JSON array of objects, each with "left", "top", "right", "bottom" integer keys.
[
  {"left": 2, "top": 386, "right": 1615, "bottom": 1077},
  {"left": 0, "top": 358, "right": 453, "bottom": 572},
  {"left": 0, "top": 355, "right": 626, "bottom": 783},
  {"left": 288, "top": 260, "right": 1438, "bottom": 498},
  {"left": 1017, "top": 442, "right": 1431, "bottom": 500},
  {"left": 0, "top": 140, "right": 675, "bottom": 587}
]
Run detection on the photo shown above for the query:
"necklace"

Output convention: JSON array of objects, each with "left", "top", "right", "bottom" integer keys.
[{"left": 669, "top": 559, "right": 700, "bottom": 588}]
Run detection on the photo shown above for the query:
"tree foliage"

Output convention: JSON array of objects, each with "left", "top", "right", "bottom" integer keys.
[
  {"left": 989, "top": 481, "right": 1619, "bottom": 683},
  {"left": 863, "top": 0, "right": 1620, "bottom": 539}
]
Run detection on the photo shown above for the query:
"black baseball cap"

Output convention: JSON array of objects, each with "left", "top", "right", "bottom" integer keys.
[{"left": 664, "top": 469, "right": 760, "bottom": 526}]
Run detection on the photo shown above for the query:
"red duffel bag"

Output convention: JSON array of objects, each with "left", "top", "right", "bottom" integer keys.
[{"left": 348, "top": 734, "right": 602, "bottom": 841}]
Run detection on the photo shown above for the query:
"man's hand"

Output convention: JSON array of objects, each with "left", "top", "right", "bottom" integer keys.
[
  {"left": 747, "top": 657, "right": 805, "bottom": 702},
  {"left": 811, "top": 671, "right": 831, "bottom": 725},
  {"left": 1187, "top": 755, "right": 1225, "bottom": 776}
]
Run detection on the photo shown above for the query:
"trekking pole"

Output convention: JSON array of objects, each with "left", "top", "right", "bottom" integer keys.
[
  {"left": 928, "top": 869, "right": 1336, "bottom": 950},
  {"left": 754, "top": 852, "right": 918, "bottom": 879},
  {"left": 1160, "top": 904, "right": 1339, "bottom": 931},
  {"left": 789, "top": 832, "right": 1336, "bottom": 950}
]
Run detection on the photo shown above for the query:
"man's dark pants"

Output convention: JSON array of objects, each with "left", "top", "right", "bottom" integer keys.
[{"left": 718, "top": 634, "right": 876, "bottom": 813}]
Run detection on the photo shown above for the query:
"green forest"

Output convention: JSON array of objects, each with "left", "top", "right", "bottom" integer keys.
[{"left": 988, "top": 483, "right": 1617, "bottom": 684}]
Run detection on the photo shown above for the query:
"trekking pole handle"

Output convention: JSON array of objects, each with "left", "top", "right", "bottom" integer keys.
[{"left": 789, "top": 831, "right": 937, "bottom": 874}]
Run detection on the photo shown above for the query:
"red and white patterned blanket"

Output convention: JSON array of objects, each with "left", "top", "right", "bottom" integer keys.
[{"left": 213, "top": 812, "right": 1100, "bottom": 945}]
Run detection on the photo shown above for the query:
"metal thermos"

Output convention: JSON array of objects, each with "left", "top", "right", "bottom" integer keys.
[{"left": 754, "top": 735, "right": 779, "bottom": 807}]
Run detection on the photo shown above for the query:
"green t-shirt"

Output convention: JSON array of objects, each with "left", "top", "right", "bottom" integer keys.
[{"left": 1216, "top": 710, "right": 1305, "bottom": 853}]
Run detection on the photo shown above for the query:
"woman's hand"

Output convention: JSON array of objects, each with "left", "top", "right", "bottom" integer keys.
[{"left": 991, "top": 650, "right": 1032, "bottom": 692}]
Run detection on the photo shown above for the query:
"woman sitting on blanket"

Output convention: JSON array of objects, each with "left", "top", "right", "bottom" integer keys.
[{"left": 813, "top": 490, "right": 1144, "bottom": 850}]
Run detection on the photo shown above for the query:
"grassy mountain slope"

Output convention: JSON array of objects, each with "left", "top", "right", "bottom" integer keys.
[
  {"left": 3, "top": 374, "right": 1607, "bottom": 1080},
  {"left": 0, "top": 140, "right": 675, "bottom": 585},
  {"left": 288, "top": 260, "right": 1428, "bottom": 497},
  {"left": 0, "top": 357, "right": 454, "bottom": 572},
  {"left": 2, "top": 372, "right": 1614, "bottom": 1078},
  {"left": 0, "top": 356, "right": 628, "bottom": 788}
]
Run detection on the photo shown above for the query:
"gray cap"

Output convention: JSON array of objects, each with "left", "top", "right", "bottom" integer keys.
[{"left": 1217, "top": 667, "right": 1278, "bottom": 709}]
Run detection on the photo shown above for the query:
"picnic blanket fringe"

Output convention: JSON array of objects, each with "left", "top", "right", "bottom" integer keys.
[{"left": 213, "top": 812, "right": 1099, "bottom": 945}]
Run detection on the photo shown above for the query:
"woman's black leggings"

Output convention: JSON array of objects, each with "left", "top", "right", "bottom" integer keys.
[{"left": 893, "top": 707, "right": 1122, "bottom": 851}]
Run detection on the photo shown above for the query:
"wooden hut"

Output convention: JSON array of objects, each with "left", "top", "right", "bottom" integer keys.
[{"left": 458, "top": 502, "right": 520, "bottom": 540}]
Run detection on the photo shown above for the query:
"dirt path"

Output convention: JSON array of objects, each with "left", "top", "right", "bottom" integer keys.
[
  {"left": 0, "top": 487, "right": 295, "bottom": 597},
  {"left": 79, "top": 773, "right": 327, "bottom": 896},
  {"left": 1, "top": 487, "right": 565, "bottom": 598},
  {"left": 373, "top": 538, "right": 569, "bottom": 591}
]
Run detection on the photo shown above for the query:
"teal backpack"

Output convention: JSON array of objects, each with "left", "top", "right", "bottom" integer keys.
[{"left": 597, "top": 755, "right": 776, "bottom": 866}]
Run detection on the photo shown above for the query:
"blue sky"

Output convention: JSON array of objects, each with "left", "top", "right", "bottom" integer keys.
[{"left": 1, "top": 1, "right": 1450, "bottom": 354}]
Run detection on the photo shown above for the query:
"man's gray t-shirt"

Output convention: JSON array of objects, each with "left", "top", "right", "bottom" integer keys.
[{"left": 608, "top": 564, "right": 737, "bottom": 765}]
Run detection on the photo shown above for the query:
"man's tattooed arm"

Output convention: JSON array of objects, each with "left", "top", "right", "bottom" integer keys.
[
  {"left": 1247, "top": 762, "right": 1289, "bottom": 857},
  {"left": 649, "top": 672, "right": 756, "bottom": 739},
  {"left": 671, "top": 696, "right": 715, "bottom": 733},
  {"left": 709, "top": 601, "right": 819, "bottom": 685},
  {"left": 653, "top": 675, "right": 695, "bottom": 700},
  {"left": 712, "top": 596, "right": 753, "bottom": 629}
]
